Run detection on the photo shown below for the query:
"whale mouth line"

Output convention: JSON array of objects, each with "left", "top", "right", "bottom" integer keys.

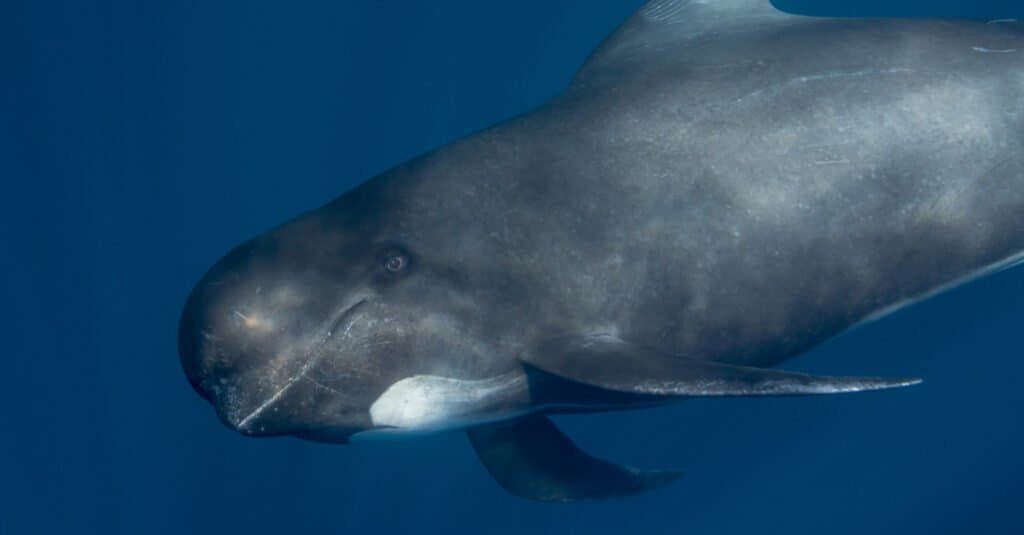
[{"left": 235, "top": 297, "right": 368, "bottom": 433}]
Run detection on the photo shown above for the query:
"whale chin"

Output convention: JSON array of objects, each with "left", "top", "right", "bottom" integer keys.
[{"left": 212, "top": 393, "right": 372, "bottom": 443}]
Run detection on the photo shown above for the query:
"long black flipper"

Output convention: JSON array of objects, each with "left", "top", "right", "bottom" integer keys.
[
  {"left": 522, "top": 333, "right": 921, "bottom": 398},
  {"left": 467, "top": 414, "right": 681, "bottom": 502}
]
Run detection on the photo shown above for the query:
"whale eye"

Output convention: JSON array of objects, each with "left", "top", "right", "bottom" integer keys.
[{"left": 384, "top": 253, "right": 408, "bottom": 273}]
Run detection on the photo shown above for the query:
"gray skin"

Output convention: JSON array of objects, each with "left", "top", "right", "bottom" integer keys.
[{"left": 179, "top": 0, "right": 1024, "bottom": 499}]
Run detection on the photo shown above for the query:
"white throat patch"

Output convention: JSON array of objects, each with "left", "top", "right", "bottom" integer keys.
[{"left": 367, "top": 373, "right": 526, "bottom": 432}]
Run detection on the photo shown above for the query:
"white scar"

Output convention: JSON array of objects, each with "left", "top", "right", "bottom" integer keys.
[{"left": 368, "top": 373, "right": 525, "bottom": 431}]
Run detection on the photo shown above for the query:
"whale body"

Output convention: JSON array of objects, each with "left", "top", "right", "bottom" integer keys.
[{"left": 178, "top": 0, "right": 1024, "bottom": 501}]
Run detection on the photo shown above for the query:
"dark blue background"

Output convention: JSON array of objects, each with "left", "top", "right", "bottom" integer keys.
[{"left": 4, "top": 1, "right": 1024, "bottom": 533}]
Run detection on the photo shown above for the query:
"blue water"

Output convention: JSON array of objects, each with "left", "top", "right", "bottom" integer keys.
[{"left": 4, "top": 0, "right": 1024, "bottom": 533}]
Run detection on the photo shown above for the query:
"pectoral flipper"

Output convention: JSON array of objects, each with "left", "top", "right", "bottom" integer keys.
[
  {"left": 522, "top": 333, "right": 920, "bottom": 398},
  {"left": 467, "top": 414, "right": 681, "bottom": 502}
]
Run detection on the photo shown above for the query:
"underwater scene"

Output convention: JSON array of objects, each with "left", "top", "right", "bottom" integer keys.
[{"left": 5, "top": 0, "right": 1024, "bottom": 533}]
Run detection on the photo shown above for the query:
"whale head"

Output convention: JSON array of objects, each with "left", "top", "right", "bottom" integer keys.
[{"left": 177, "top": 177, "right": 525, "bottom": 443}]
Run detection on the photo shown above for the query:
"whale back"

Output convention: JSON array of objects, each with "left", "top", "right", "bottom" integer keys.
[{"left": 573, "top": 0, "right": 793, "bottom": 84}]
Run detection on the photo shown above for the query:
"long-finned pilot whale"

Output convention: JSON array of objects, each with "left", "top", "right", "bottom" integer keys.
[{"left": 177, "top": 0, "right": 1024, "bottom": 501}]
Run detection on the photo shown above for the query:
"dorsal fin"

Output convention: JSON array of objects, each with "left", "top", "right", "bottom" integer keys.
[{"left": 572, "top": 0, "right": 794, "bottom": 85}]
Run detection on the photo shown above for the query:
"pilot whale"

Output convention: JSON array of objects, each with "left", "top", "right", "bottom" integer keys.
[{"left": 178, "top": 0, "right": 1024, "bottom": 501}]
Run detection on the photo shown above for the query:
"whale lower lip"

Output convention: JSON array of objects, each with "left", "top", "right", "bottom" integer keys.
[{"left": 233, "top": 298, "right": 368, "bottom": 433}]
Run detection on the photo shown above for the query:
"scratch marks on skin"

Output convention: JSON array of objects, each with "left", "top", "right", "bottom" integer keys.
[
  {"left": 301, "top": 376, "right": 345, "bottom": 395},
  {"left": 972, "top": 47, "right": 1017, "bottom": 54},
  {"left": 976, "top": 19, "right": 1019, "bottom": 53},
  {"left": 233, "top": 309, "right": 271, "bottom": 331},
  {"left": 734, "top": 68, "right": 915, "bottom": 104},
  {"left": 796, "top": 69, "right": 912, "bottom": 83},
  {"left": 642, "top": 0, "right": 690, "bottom": 23}
]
